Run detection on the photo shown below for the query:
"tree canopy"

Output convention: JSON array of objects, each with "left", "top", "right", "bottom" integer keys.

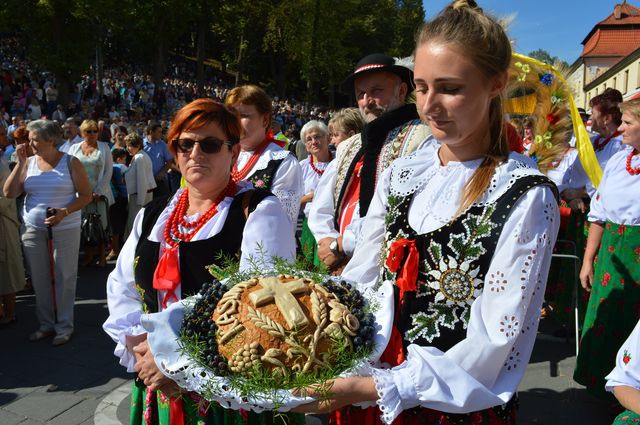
[{"left": 0, "top": 0, "right": 426, "bottom": 106}]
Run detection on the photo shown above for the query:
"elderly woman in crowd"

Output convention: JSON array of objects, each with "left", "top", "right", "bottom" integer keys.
[
  {"left": 574, "top": 99, "right": 640, "bottom": 401},
  {"left": 3, "top": 119, "right": 91, "bottom": 345},
  {"left": 103, "top": 99, "right": 299, "bottom": 424},
  {"left": 69, "top": 119, "right": 114, "bottom": 267},
  {"left": 299, "top": 120, "right": 334, "bottom": 266}
]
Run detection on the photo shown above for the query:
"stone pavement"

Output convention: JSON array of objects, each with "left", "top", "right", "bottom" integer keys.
[{"left": 0, "top": 263, "right": 619, "bottom": 424}]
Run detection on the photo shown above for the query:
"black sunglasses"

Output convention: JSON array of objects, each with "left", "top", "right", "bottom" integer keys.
[
  {"left": 85, "top": 129, "right": 98, "bottom": 134},
  {"left": 173, "top": 137, "right": 233, "bottom": 154}
]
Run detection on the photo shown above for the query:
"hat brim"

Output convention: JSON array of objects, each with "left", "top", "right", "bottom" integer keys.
[{"left": 342, "top": 65, "right": 414, "bottom": 93}]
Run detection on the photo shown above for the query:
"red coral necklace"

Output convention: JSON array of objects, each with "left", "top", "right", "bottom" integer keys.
[
  {"left": 309, "top": 155, "right": 326, "bottom": 176},
  {"left": 626, "top": 149, "right": 640, "bottom": 176},
  {"left": 164, "top": 180, "right": 237, "bottom": 246},
  {"left": 231, "top": 133, "right": 274, "bottom": 182}
]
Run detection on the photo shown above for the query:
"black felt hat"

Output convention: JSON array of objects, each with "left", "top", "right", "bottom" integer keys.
[{"left": 343, "top": 53, "right": 414, "bottom": 91}]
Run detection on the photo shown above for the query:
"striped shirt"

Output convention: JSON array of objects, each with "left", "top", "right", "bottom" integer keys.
[{"left": 23, "top": 154, "right": 81, "bottom": 231}]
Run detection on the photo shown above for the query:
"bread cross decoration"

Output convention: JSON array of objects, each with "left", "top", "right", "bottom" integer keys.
[{"left": 249, "top": 277, "right": 310, "bottom": 329}]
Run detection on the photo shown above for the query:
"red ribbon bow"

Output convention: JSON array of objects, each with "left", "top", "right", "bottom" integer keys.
[
  {"left": 153, "top": 246, "right": 180, "bottom": 308},
  {"left": 385, "top": 238, "right": 419, "bottom": 302}
]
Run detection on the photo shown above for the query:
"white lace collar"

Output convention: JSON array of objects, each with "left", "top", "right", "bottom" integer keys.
[
  {"left": 238, "top": 142, "right": 290, "bottom": 173},
  {"left": 389, "top": 146, "right": 543, "bottom": 205}
]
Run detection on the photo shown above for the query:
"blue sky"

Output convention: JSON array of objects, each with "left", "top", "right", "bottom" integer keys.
[{"left": 422, "top": 1, "right": 624, "bottom": 64}]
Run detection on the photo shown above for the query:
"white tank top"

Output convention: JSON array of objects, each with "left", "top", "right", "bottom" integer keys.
[{"left": 23, "top": 154, "right": 81, "bottom": 230}]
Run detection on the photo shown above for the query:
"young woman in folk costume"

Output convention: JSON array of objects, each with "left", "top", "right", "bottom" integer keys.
[
  {"left": 224, "top": 85, "right": 303, "bottom": 227},
  {"left": 574, "top": 99, "right": 640, "bottom": 402},
  {"left": 103, "top": 99, "right": 302, "bottom": 424},
  {"left": 293, "top": 1, "right": 560, "bottom": 424}
]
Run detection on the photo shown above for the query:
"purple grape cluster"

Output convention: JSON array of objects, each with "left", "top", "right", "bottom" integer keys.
[{"left": 182, "top": 280, "right": 229, "bottom": 376}]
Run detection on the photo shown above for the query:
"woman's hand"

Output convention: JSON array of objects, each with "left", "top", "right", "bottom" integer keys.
[
  {"left": 291, "top": 376, "right": 377, "bottom": 414},
  {"left": 133, "top": 340, "right": 182, "bottom": 398},
  {"left": 44, "top": 208, "right": 68, "bottom": 227},
  {"left": 14, "top": 143, "right": 28, "bottom": 166},
  {"left": 580, "top": 261, "right": 594, "bottom": 292}
]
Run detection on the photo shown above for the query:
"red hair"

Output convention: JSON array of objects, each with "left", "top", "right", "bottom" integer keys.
[{"left": 167, "top": 99, "right": 241, "bottom": 156}]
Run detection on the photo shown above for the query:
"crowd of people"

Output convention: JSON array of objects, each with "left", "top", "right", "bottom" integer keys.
[{"left": 1, "top": 0, "right": 640, "bottom": 424}]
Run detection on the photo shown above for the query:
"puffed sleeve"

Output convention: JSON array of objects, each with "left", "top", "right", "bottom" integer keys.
[
  {"left": 606, "top": 319, "right": 640, "bottom": 392},
  {"left": 270, "top": 153, "right": 304, "bottom": 225},
  {"left": 240, "top": 195, "right": 296, "bottom": 270},
  {"left": 342, "top": 167, "right": 391, "bottom": 289},
  {"left": 368, "top": 186, "right": 560, "bottom": 423},
  {"left": 102, "top": 208, "right": 148, "bottom": 372},
  {"left": 588, "top": 158, "right": 612, "bottom": 224},
  {"left": 308, "top": 161, "right": 341, "bottom": 241}
]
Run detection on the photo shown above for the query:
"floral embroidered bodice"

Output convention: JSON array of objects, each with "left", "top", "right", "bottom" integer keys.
[{"left": 383, "top": 174, "right": 557, "bottom": 353}]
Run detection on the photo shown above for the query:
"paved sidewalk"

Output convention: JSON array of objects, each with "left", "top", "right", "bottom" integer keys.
[{"left": 0, "top": 263, "right": 618, "bottom": 424}]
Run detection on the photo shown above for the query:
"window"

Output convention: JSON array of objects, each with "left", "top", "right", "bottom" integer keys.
[{"left": 624, "top": 70, "right": 629, "bottom": 93}]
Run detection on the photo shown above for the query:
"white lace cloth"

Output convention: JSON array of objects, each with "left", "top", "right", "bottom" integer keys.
[
  {"left": 141, "top": 278, "right": 395, "bottom": 412},
  {"left": 342, "top": 146, "right": 560, "bottom": 423},
  {"left": 237, "top": 142, "right": 304, "bottom": 225}
]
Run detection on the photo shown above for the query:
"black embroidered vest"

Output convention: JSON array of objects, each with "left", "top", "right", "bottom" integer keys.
[
  {"left": 383, "top": 175, "right": 558, "bottom": 353},
  {"left": 246, "top": 157, "right": 286, "bottom": 191},
  {"left": 133, "top": 189, "right": 272, "bottom": 313}
]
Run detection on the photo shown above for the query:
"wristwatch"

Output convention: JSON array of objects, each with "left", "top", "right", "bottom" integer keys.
[{"left": 329, "top": 238, "right": 342, "bottom": 256}]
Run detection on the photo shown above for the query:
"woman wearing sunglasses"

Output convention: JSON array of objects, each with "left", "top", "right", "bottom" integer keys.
[
  {"left": 103, "top": 99, "right": 298, "bottom": 425},
  {"left": 224, "top": 85, "right": 303, "bottom": 226},
  {"left": 68, "top": 119, "right": 114, "bottom": 267}
]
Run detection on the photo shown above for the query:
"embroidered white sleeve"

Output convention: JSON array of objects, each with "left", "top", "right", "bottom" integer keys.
[
  {"left": 270, "top": 153, "right": 303, "bottom": 225},
  {"left": 241, "top": 195, "right": 296, "bottom": 269},
  {"left": 606, "top": 319, "right": 640, "bottom": 391},
  {"left": 308, "top": 161, "right": 341, "bottom": 241},
  {"left": 103, "top": 208, "right": 148, "bottom": 372},
  {"left": 370, "top": 186, "right": 559, "bottom": 423}
]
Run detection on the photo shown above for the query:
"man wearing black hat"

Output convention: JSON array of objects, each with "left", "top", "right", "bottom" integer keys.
[{"left": 309, "top": 53, "right": 433, "bottom": 272}]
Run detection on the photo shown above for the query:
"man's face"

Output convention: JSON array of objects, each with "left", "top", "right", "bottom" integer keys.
[
  {"left": 151, "top": 127, "right": 163, "bottom": 140},
  {"left": 64, "top": 123, "right": 78, "bottom": 139},
  {"left": 354, "top": 72, "right": 407, "bottom": 123}
]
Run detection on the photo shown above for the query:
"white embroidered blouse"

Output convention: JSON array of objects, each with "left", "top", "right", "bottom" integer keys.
[
  {"left": 299, "top": 156, "right": 333, "bottom": 217},
  {"left": 342, "top": 147, "right": 560, "bottom": 423},
  {"left": 102, "top": 182, "right": 296, "bottom": 372},
  {"left": 236, "top": 142, "right": 303, "bottom": 225},
  {"left": 566, "top": 133, "right": 627, "bottom": 197},
  {"left": 588, "top": 149, "right": 640, "bottom": 225}
]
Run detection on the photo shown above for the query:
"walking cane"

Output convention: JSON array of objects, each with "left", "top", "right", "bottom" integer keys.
[{"left": 46, "top": 207, "right": 58, "bottom": 324}]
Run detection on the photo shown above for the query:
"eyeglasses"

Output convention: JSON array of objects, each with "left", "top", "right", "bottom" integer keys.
[
  {"left": 173, "top": 137, "right": 233, "bottom": 154},
  {"left": 85, "top": 130, "right": 98, "bottom": 134}
]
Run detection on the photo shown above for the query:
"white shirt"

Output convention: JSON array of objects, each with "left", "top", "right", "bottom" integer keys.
[
  {"left": 567, "top": 133, "right": 627, "bottom": 197},
  {"left": 58, "top": 135, "right": 83, "bottom": 153},
  {"left": 606, "top": 319, "right": 640, "bottom": 393},
  {"left": 103, "top": 183, "right": 296, "bottom": 372},
  {"left": 545, "top": 148, "right": 578, "bottom": 193},
  {"left": 299, "top": 156, "right": 332, "bottom": 217},
  {"left": 236, "top": 142, "right": 303, "bottom": 225},
  {"left": 343, "top": 147, "right": 559, "bottom": 423},
  {"left": 125, "top": 151, "right": 157, "bottom": 207},
  {"left": 589, "top": 149, "right": 640, "bottom": 225},
  {"left": 308, "top": 137, "right": 438, "bottom": 256}
]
